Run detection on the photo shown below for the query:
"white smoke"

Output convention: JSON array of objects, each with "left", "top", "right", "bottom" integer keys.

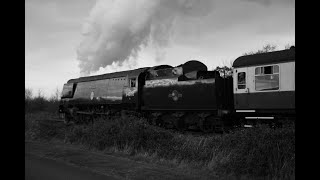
[
  {"left": 244, "top": 0, "right": 295, "bottom": 6},
  {"left": 76, "top": 0, "right": 214, "bottom": 75}
]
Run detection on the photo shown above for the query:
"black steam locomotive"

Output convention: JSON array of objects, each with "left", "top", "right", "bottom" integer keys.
[{"left": 59, "top": 47, "right": 295, "bottom": 132}]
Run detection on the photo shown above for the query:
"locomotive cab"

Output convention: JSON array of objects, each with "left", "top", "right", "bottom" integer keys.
[
  {"left": 59, "top": 83, "right": 77, "bottom": 118},
  {"left": 122, "top": 69, "right": 149, "bottom": 110}
]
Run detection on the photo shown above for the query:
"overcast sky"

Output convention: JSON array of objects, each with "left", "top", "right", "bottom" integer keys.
[{"left": 25, "top": 0, "right": 295, "bottom": 98}]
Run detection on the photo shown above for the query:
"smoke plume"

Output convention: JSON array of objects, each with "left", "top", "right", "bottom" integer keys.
[
  {"left": 77, "top": 0, "right": 214, "bottom": 74},
  {"left": 244, "top": 0, "right": 295, "bottom": 6}
]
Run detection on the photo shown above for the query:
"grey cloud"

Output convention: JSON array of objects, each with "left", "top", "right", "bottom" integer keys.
[{"left": 76, "top": 0, "right": 214, "bottom": 74}]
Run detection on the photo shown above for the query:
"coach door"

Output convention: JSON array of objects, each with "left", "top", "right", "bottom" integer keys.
[{"left": 234, "top": 68, "right": 249, "bottom": 109}]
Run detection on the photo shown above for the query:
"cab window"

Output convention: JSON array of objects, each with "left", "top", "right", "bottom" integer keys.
[
  {"left": 237, "top": 72, "right": 246, "bottom": 89},
  {"left": 61, "top": 83, "right": 74, "bottom": 98},
  {"left": 130, "top": 78, "right": 136, "bottom": 88}
]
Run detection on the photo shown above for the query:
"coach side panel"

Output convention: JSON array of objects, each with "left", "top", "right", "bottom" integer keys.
[{"left": 233, "top": 61, "right": 295, "bottom": 111}]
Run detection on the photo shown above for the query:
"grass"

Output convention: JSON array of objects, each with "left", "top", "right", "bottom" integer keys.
[
  {"left": 25, "top": 112, "right": 295, "bottom": 179},
  {"left": 25, "top": 112, "right": 65, "bottom": 140}
]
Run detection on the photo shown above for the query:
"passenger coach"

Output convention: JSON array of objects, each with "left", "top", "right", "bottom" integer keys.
[{"left": 232, "top": 46, "right": 295, "bottom": 124}]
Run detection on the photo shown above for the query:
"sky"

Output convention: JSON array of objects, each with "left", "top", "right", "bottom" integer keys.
[{"left": 25, "top": 0, "right": 295, "bottom": 98}]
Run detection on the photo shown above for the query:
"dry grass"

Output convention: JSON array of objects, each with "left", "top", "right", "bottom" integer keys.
[
  {"left": 25, "top": 112, "right": 295, "bottom": 179},
  {"left": 25, "top": 112, "right": 65, "bottom": 140}
]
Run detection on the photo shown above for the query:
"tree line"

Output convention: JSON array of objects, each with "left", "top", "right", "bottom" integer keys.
[
  {"left": 214, "top": 43, "right": 295, "bottom": 78},
  {"left": 25, "top": 88, "right": 61, "bottom": 114}
]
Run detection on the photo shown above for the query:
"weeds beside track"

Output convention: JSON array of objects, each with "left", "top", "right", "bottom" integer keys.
[{"left": 25, "top": 112, "right": 295, "bottom": 179}]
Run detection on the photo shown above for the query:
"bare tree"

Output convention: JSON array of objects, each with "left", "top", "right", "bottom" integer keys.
[
  {"left": 32, "top": 88, "right": 47, "bottom": 111},
  {"left": 215, "top": 66, "right": 233, "bottom": 78},
  {"left": 25, "top": 88, "right": 33, "bottom": 113},
  {"left": 37, "top": 89, "right": 44, "bottom": 98},
  {"left": 285, "top": 43, "right": 295, "bottom": 49},
  {"left": 25, "top": 88, "right": 33, "bottom": 100},
  {"left": 243, "top": 44, "right": 277, "bottom": 56},
  {"left": 214, "top": 44, "right": 280, "bottom": 77},
  {"left": 49, "top": 87, "right": 61, "bottom": 102},
  {"left": 55, "top": 87, "right": 61, "bottom": 101}
]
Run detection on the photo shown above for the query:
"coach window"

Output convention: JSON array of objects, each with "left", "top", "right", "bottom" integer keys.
[
  {"left": 237, "top": 72, "right": 246, "bottom": 89},
  {"left": 255, "top": 65, "right": 279, "bottom": 91},
  {"left": 130, "top": 78, "right": 136, "bottom": 88}
]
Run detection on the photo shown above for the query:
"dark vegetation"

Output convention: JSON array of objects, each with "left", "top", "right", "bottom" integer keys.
[
  {"left": 25, "top": 113, "right": 295, "bottom": 179},
  {"left": 25, "top": 88, "right": 60, "bottom": 114}
]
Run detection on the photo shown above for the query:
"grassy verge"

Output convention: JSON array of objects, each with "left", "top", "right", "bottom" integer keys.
[
  {"left": 25, "top": 112, "right": 295, "bottom": 179},
  {"left": 25, "top": 112, "right": 65, "bottom": 140}
]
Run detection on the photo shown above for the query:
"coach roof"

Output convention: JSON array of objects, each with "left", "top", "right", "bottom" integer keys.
[
  {"left": 67, "top": 67, "right": 149, "bottom": 83},
  {"left": 233, "top": 46, "right": 295, "bottom": 68}
]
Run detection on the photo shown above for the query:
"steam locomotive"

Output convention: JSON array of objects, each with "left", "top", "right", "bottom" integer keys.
[{"left": 59, "top": 47, "right": 295, "bottom": 132}]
